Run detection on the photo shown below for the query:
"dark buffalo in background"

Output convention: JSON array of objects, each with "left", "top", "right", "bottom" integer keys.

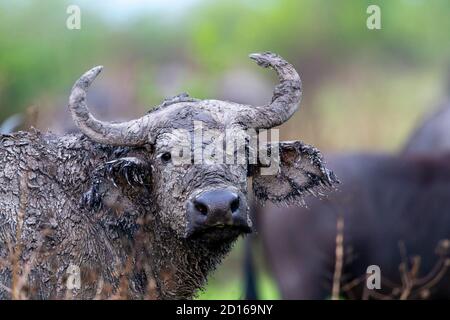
[
  {"left": 246, "top": 91, "right": 450, "bottom": 300},
  {"left": 403, "top": 92, "right": 450, "bottom": 154}
]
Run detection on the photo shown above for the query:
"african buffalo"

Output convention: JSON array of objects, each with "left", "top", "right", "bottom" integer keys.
[{"left": 0, "top": 52, "right": 337, "bottom": 299}]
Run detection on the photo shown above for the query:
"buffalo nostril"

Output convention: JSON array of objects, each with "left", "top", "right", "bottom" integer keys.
[
  {"left": 230, "top": 197, "right": 240, "bottom": 213},
  {"left": 190, "top": 190, "right": 242, "bottom": 224},
  {"left": 194, "top": 201, "right": 208, "bottom": 215}
]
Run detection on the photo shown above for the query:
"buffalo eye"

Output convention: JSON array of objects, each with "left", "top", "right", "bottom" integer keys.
[{"left": 161, "top": 152, "right": 172, "bottom": 163}]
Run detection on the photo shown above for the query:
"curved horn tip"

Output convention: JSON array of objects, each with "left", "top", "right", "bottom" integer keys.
[
  {"left": 74, "top": 66, "right": 104, "bottom": 89},
  {"left": 249, "top": 51, "right": 284, "bottom": 68},
  {"left": 84, "top": 65, "right": 104, "bottom": 79}
]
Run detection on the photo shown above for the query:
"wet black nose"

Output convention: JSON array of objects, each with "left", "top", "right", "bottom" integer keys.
[
  {"left": 193, "top": 190, "right": 240, "bottom": 224},
  {"left": 187, "top": 189, "right": 250, "bottom": 237}
]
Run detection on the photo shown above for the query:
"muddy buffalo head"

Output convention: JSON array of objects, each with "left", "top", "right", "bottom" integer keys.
[{"left": 68, "top": 52, "right": 337, "bottom": 243}]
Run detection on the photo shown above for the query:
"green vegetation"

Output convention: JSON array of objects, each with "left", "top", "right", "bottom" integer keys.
[
  {"left": 196, "top": 238, "right": 280, "bottom": 300},
  {"left": 198, "top": 271, "right": 280, "bottom": 300}
]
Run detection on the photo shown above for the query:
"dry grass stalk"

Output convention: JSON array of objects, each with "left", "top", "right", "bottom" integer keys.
[
  {"left": 331, "top": 215, "right": 344, "bottom": 300},
  {"left": 341, "top": 239, "right": 450, "bottom": 300}
]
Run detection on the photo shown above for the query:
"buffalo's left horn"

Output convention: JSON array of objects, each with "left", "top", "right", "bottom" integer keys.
[
  {"left": 68, "top": 66, "right": 153, "bottom": 146},
  {"left": 245, "top": 52, "right": 302, "bottom": 128}
]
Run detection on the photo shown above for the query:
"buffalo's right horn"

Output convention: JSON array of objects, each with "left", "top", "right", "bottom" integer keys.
[{"left": 68, "top": 66, "right": 157, "bottom": 146}]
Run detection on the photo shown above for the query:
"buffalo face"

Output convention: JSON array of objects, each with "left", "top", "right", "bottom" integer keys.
[{"left": 70, "top": 52, "right": 338, "bottom": 244}]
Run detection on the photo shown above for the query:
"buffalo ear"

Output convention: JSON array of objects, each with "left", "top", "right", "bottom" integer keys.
[
  {"left": 82, "top": 157, "right": 150, "bottom": 211},
  {"left": 252, "top": 141, "right": 338, "bottom": 206}
]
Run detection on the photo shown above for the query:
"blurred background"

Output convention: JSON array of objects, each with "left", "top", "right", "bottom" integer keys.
[{"left": 0, "top": 0, "right": 449, "bottom": 299}]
